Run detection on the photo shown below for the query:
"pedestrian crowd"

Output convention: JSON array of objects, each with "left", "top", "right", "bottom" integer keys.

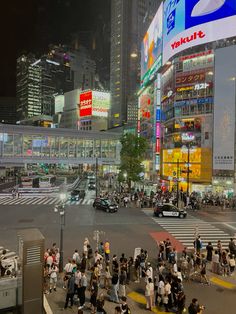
[{"left": 41, "top": 233, "right": 236, "bottom": 314}]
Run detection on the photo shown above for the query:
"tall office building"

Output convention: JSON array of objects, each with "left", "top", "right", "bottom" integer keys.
[
  {"left": 16, "top": 55, "right": 42, "bottom": 120},
  {"left": 16, "top": 53, "right": 73, "bottom": 121},
  {"left": 110, "top": 0, "right": 160, "bottom": 127}
]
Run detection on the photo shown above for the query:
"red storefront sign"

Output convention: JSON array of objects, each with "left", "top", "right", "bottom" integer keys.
[
  {"left": 176, "top": 71, "right": 206, "bottom": 85},
  {"left": 80, "top": 90, "right": 92, "bottom": 117}
]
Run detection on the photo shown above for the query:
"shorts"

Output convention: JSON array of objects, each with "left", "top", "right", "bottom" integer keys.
[{"left": 50, "top": 277, "right": 57, "bottom": 284}]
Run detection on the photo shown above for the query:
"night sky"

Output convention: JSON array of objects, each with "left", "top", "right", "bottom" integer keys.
[{"left": 0, "top": 0, "right": 110, "bottom": 97}]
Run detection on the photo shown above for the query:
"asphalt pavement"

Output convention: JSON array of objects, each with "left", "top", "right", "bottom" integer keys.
[{"left": 1, "top": 198, "right": 236, "bottom": 313}]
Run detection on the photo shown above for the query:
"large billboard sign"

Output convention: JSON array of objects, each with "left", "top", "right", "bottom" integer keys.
[
  {"left": 80, "top": 90, "right": 92, "bottom": 117},
  {"left": 92, "top": 91, "right": 110, "bottom": 117},
  {"left": 163, "top": 0, "right": 236, "bottom": 64},
  {"left": 213, "top": 45, "right": 236, "bottom": 171},
  {"left": 141, "top": 3, "right": 163, "bottom": 85}
]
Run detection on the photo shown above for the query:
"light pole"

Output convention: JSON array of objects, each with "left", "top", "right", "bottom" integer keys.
[
  {"left": 95, "top": 157, "right": 98, "bottom": 197},
  {"left": 186, "top": 144, "right": 190, "bottom": 197},
  {"left": 54, "top": 192, "right": 66, "bottom": 272}
]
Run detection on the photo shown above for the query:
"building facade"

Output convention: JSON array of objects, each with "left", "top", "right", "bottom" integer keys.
[
  {"left": 161, "top": 50, "right": 214, "bottom": 192},
  {"left": 16, "top": 54, "right": 73, "bottom": 121},
  {"left": 110, "top": 0, "right": 160, "bottom": 127},
  {"left": 0, "top": 97, "right": 17, "bottom": 124},
  {"left": 60, "top": 89, "right": 110, "bottom": 132}
]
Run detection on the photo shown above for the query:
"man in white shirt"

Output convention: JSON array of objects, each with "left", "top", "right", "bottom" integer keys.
[
  {"left": 146, "top": 262, "right": 153, "bottom": 281},
  {"left": 73, "top": 250, "right": 80, "bottom": 265},
  {"left": 94, "top": 250, "right": 103, "bottom": 263}
]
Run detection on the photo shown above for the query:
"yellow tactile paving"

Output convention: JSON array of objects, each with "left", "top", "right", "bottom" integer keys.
[
  {"left": 127, "top": 291, "right": 173, "bottom": 314},
  {"left": 210, "top": 277, "right": 236, "bottom": 289}
]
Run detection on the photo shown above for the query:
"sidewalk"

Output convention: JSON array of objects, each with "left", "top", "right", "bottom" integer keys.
[
  {"left": 46, "top": 276, "right": 157, "bottom": 314},
  {"left": 46, "top": 267, "right": 236, "bottom": 314}
]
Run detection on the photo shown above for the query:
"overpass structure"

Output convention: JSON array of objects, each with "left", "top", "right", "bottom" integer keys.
[{"left": 0, "top": 124, "right": 121, "bottom": 166}]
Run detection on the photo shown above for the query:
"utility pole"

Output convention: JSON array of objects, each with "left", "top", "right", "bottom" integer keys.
[
  {"left": 177, "top": 159, "right": 179, "bottom": 207},
  {"left": 95, "top": 157, "right": 98, "bottom": 197},
  {"left": 187, "top": 144, "right": 190, "bottom": 197}
]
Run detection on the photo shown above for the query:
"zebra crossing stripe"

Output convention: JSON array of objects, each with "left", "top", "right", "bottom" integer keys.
[
  {"left": 32, "top": 197, "right": 47, "bottom": 204},
  {"left": 145, "top": 211, "right": 231, "bottom": 249},
  {"left": 0, "top": 198, "right": 12, "bottom": 204},
  {"left": 48, "top": 198, "right": 58, "bottom": 205},
  {"left": 6, "top": 198, "right": 24, "bottom": 205}
]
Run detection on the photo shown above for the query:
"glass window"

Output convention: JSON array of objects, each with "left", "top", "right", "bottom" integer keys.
[
  {"left": 60, "top": 137, "right": 68, "bottom": 158},
  {"left": 84, "top": 140, "right": 93, "bottom": 157},
  {"left": 32, "top": 136, "right": 42, "bottom": 157},
  {"left": 13, "top": 134, "right": 22, "bottom": 157},
  {"left": 68, "top": 138, "right": 76, "bottom": 158},
  {"left": 23, "top": 135, "right": 33, "bottom": 157},
  {"left": 3, "top": 133, "right": 14, "bottom": 157},
  {"left": 94, "top": 140, "right": 101, "bottom": 158},
  {"left": 51, "top": 137, "right": 60, "bottom": 158},
  {"left": 77, "top": 139, "right": 84, "bottom": 157},
  {"left": 41, "top": 136, "right": 50, "bottom": 157}
]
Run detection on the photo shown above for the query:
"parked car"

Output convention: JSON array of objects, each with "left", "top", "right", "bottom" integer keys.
[
  {"left": 93, "top": 198, "right": 118, "bottom": 213},
  {"left": 154, "top": 203, "right": 187, "bottom": 218}
]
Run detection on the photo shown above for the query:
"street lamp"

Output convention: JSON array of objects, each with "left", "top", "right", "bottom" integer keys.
[
  {"left": 54, "top": 193, "right": 67, "bottom": 272},
  {"left": 182, "top": 143, "right": 196, "bottom": 197},
  {"left": 130, "top": 52, "right": 138, "bottom": 58},
  {"left": 95, "top": 157, "right": 99, "bottom": 197}
]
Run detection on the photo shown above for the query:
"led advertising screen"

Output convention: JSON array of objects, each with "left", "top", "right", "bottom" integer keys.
[
  {"left": 80, "top": 90, "right": 92, "bottom": 117},
  {"left": 163, "top": 0, "right": 236, "bottom": 64},
  {"left": 92, "top": 91, "right": 110, "bottom": 117},
  {"left": 139, "top": 86, "right": 153, "bottom": 139},
  {"left": 141, "top": 3, "right": 163, "bottom": 85}
]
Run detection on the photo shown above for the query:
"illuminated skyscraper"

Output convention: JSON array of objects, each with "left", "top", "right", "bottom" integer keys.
[{"left": 110, "top": 0, "right": 161, "bottom": 127}]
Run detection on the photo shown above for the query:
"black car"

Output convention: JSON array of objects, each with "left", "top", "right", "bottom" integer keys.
[
  {"left": 154, "top": 203, "right": 187, "bottom": 218},
  {"left": 93, "top": 198, "right": 118, "bottom": 213},
  {"left": 69, "top": 189, "right": 86, "bottom": 201},
  {"left": 88, "top": 183, "right": 96, "bottom": 190}
]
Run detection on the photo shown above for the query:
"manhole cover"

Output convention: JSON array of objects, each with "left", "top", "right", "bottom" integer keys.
[
  {"left": 216, "top": 287, "right": 224, "bottom": 293},
  {"left": 18, "top": 219, "right": 34, "bottom": 223}
]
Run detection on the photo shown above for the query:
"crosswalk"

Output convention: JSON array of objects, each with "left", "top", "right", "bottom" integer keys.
[
  {"left": 0, "top": 197, "right": 94, "bottom": 206},
  {"left": 143, "top": 209, "right": 231, "bottom": 249}
]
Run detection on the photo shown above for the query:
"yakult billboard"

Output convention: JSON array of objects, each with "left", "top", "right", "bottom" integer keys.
[{"left": 163, "top": 0, "right": 236, "bottom": 64}]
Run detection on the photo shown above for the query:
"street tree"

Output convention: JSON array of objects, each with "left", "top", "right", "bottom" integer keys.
[{"left": 119, "top": 133, "right": 148, "bottom": 191}]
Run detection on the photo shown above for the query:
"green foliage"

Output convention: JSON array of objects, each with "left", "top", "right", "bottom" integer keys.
[{"left": 119, "top": 133, "right": 148, "bottom": 186}]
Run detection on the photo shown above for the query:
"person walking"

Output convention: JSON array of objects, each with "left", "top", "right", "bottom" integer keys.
[
  {"left": 119, "top": 269, "right": 127, "bottom": 298},
  {"left": 157, "top": 275, "right": 165, "bottom": 306},
  {"left": 96, "top": 293, "right": 107, "bottom": 314},
  {"left": 64, "top": 273, "right": 75, "bottom": 309},
  {"left": 206, "top": 242, "right": 213, "bottom": 262},
  {"left": 49, "top": 263, "right": 58, "bottom": 293},
  {"left": 109, "top": 271, "right": 119, "bottom": 303},
  {"left": 78, "top": 271, "right": 87, "bottom": 310},
  {"left": 104, "top": 240, "right": 110, "bottom": 262},
  {"left": 145, "top": 277, "right": 154, "bottom": 310},
  {"left": 90, "top": 277, "right": 98, "bottom": 314}
]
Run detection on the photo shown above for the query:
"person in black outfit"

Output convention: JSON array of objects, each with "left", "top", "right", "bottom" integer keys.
[
  {"left": 206, "top": 242, "right": 214, "bottom": 262},
  {"left": 188, "top": 298, "right": 203, "bottom": 314},
  {"left": 64, "top": 273, "right": 75, "bottom": 309}
]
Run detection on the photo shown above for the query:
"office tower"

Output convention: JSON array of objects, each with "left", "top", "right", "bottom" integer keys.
[
  {"left": 0, "top": 97, "right": 17, "bottom": 124},
  {"left": 16, "top": 55, "right": 42, "bottom": 120},
  {"left": 16, "top": 53, "right": 73, "bottom": 121},
  {"left": 110, "top": 0, "right": 160, "bottom": 127}
]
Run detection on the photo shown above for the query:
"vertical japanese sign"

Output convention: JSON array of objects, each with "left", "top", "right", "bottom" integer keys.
[{"left": 80, "top": 90, "right": 92, "bottom": 117}]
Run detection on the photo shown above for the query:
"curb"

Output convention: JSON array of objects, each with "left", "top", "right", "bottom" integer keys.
[{"left": 44, "top": 295, "right": 53, "bottom": 314}]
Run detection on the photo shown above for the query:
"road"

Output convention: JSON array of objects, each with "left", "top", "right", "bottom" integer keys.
[{"left": 0, "top": 197, "right": 236, "bottom": 313}]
